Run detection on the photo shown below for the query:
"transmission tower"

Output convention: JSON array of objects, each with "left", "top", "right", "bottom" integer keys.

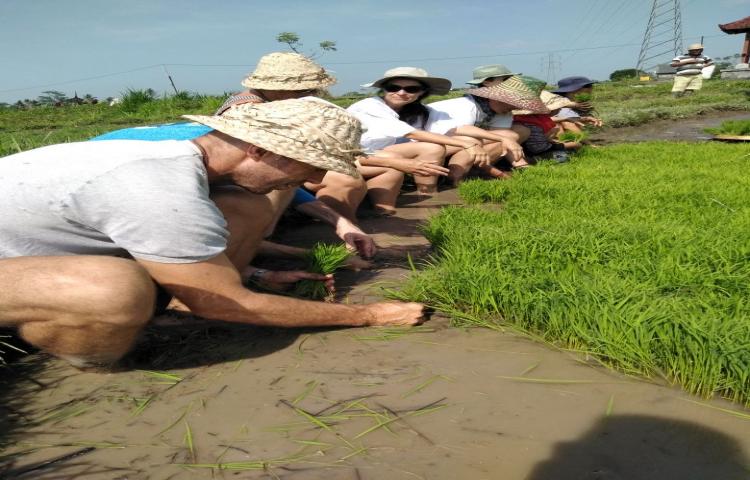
[
  {"left": 636, "top": 0, "right": 683, "bottom": 72},
  {"left": 540, "top": 53, "right": 561, "bottom": 84}
]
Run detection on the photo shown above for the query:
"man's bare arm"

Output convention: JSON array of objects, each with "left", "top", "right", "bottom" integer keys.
[{"left": 138, "top": 254, "right": 423, "bottom": 327}]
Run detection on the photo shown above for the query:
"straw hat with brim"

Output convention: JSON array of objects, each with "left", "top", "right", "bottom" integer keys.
[
  {"left": 468, "top": 76, "right": 549, "bottom": 115},
  {"left": 241, "top": 52, "right": 336, "bottom": 90},
  {"left": 687, "top": 43, "right": 704, "bottom": 51},
  {"left": 362, "top": 67, "right": 452, "bottom": 95},
  {"left": 466, "top": 64, "right": 519, "bottom": 85},
  {"left": 513, "top": 90, "right": 573, "bottom": 116},
  {"left": 552, "top": 76, "right": 599, "bottom": 94},
  {"left": 183, "top": 99, "right": 362, "bottom": 178}
]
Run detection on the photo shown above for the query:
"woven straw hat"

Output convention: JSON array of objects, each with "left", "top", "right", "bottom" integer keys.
[
  {"left": 514, "top": 91, "right": 575, "bottom": 116},
  {"left": 241, "top": 52, "right": 337, "bottom": 90},
  {"left": 362, "top": 67, "right": 452, "bottom": 95},
  {"left": 541, "top": 91, "right": 575, "bottom": 111},
  {"left": 184, "top": 99, "right": 362, "bottom": 178},
  {"left": 468, "top": 76, "right": 549, "bottom": 114}
]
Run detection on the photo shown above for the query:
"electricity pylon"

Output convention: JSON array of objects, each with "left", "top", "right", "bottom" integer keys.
[{"left": 636, "top": 0, "right": 683, "bottom": 72}]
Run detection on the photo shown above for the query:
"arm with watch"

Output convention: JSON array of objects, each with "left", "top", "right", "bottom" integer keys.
[{"left": 242, "top": 265, "right": 335, "bottom": 293}]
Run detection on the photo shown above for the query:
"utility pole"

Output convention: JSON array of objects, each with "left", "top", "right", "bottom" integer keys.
[{"left": 636, "top": 0, "right": 683, "bottom": 73}]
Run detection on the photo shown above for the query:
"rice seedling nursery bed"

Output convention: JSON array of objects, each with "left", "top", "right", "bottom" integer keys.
[{"left": 395, "top": 142, "right": 750, "bottom": 406}]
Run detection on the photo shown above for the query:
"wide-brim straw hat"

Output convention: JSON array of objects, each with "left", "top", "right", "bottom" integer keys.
[
  {"left": 241, "top": 52, "right": 337, "bottom": 90},
  {"left": 184, "top": 99, "right": 362, "bottom": 178},
  {"left": 362, "top": 67, "right": 452, "bottom": 95},
  {"left": 514, "top": 90, "right": 575, "bottom": 116},
  {"left": 468, "top": 76, "right": 549, "bottom": 115},
  {"left": 687, "top": 43, "right": 704, "bottom": 51}
]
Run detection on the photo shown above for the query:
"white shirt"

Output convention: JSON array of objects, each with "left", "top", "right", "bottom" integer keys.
[
  {"left": 347, "top": 97, "right": 420, "bottom": 153},
  {"left": 0, "top": 140, "right": 228, "bottom": 263},
  {"left": 426, "top": 96, "right": 513, "bottom": 134}
]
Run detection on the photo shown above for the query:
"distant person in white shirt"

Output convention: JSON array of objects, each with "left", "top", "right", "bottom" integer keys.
[{"left": 670, "top": 43, "right": 713, "bottom": 97}]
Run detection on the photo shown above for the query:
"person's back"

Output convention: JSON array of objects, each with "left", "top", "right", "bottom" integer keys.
[{"left": 0, "top": 140, "right": 226, "bottom": 261}]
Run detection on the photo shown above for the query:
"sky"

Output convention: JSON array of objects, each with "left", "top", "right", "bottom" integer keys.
[{"left": 0, "top": 0, "right": 748, "bottom": 103}]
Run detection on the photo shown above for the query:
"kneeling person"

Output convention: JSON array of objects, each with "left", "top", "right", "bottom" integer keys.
[{"left": 0, "top": 99, "right": 424, "bottom": 369}]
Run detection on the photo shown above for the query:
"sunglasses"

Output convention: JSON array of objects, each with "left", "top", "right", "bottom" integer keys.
[{"left": 383, "top": 84, "right": 425, "bottom": 93}]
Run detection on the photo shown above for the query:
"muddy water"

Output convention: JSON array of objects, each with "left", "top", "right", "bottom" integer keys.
[{"left": 3, "top": 144, "right": 750, "bottom": 479}]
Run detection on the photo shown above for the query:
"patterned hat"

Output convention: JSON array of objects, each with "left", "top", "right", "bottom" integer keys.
[
  {"left": 362, "top": 67, "right": 452, "bottom": 95},
  {"left": 184, "top": 99, "right": 362, "bottom": 178},
  {"left": 467, "top": 76, "right": 549, "bottom": 114},
  {"left": 540, "top": 91, "right": 575, "bottom": 111},
  {"left": 241, "top": 52, "right": 337, "bottom": 90}
]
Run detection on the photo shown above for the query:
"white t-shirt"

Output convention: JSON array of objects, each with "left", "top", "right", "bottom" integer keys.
[
  {"left": 347, "top": 97, "right": 421, "bottom": 153},
  {"left": 0, "top": 140, "right": 228, "bottom": 263},
  {"left": 426, "top": 96, "right": 513, "bottom": 134}
]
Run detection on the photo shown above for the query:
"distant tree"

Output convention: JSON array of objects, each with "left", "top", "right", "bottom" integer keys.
[
  {"left": 0, "top": 102, "right": 9, "bottom": 109},
  {"left": 609, "top": 68, "right": 648, "bottom": 81},
  {"left": 276, "top": 31, "right": 337, "bottom": 59},
  {"left": 37, "top": 90, "right": 68, "bottom": 106}
]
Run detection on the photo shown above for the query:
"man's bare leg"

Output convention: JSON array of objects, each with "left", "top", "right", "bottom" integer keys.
[{"left": 0, "top": 256, "right": 156, "bottom": 367}]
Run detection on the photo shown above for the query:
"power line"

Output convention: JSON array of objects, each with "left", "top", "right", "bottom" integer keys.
[{"left": 0, "top": 34, "right": 729, "bottom": 95}]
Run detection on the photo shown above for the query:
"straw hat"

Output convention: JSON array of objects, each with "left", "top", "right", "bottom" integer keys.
[
  {"left": 362, "top": 67, "right": 452, "bottom": 95},
  {"left": 687, "top": 43, "right": 704, "bottom": 51},
  {"left": 541, "top": 91, "right": 576, "bottom": 111},
  {"left": 184, "top": 99, "right": 362, "bottom": 178},
  {"left": 467, "top": 76, "right": 549, "bottom": 114},
  {"left": 466, "top": 64, "right": 519, "bottom": 85},
  {"left": 241, "top": 52, "right": 336, "bottom": 90}
]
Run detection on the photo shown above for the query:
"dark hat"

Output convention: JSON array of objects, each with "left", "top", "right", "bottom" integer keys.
[{"left": 552, "top": 76, "right": 598, "bottom": 94}]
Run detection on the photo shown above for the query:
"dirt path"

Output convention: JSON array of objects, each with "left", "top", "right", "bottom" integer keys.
[
  {"left": 593, "top": 111, "right": 750, "bottom": 144},
  {"left": 2, "top": 118, "right": 750, "bottom": 479}
]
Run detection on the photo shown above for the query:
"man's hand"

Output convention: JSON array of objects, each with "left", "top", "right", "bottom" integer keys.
[
  {"left": 581, "top": 116, "right": 603, "bottom": 128},
  {"left": 363, "top": 302, "right": 426, "bottom": 326}
]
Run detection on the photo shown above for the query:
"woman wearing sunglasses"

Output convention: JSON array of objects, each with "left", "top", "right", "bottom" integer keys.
[{"left": 333, "top": 67, "right": 489, "bottom": 215}]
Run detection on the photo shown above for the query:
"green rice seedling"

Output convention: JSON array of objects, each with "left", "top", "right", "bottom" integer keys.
[
  {"left": 573, "top": 93, "right": 592, "bottom": 103},
  {"left": 183, "top": 421, "right": 196, "bottom": 463},
  {"left": 396, "top": 142, "right": 750, "bottom": 406},
  {"left": 558, "top": 131, "right": 588, "bottom": 143},
  {"left": 294, "top": 243, "right": 350, "bottom": 300},
  {"left": 704, "top": 119, "right": 750, "bottom": 136}
]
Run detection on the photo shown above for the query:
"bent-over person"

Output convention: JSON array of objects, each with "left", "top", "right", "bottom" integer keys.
[{"left": 0, "top": 99, "right": 424, "bottom": 369}]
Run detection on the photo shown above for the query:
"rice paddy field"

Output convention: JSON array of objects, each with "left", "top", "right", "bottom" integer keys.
[{"left": 394, "top": 142, "right": 750, "bottom": 406}]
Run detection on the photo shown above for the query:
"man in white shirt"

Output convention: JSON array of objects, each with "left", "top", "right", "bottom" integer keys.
[
  {"left": 670, "top": 43, "right": 714, "bottom": 97},
  {"left": 0, "top": 99, "right": 424, "bottom": 369}
]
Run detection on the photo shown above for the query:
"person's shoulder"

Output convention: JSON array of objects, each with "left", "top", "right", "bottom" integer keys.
[{"left": 428, "top": 95, "right": 468, "bottom": 110}]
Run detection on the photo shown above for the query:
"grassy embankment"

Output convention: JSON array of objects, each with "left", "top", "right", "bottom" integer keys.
[
  {"left": 394, "top": 142, "right": 750, "bottom": 406},
  {"left": 2, "top": 79, "right": 748, "bottom": 157}
]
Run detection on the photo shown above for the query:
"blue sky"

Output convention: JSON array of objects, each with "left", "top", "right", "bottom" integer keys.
[{"left": 1, "top": 0, "right": 748, "bottom": 103}]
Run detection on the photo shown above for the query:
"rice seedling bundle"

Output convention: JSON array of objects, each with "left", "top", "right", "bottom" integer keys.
[
  {"left": 294, "top": 243, "right": 350, "bottom": 300},
  {"left": 397, "top": 142, "right": 750, "bottom": 405},
  {"left": 557, "top": 131, "right": 588, "bottom": 143}
]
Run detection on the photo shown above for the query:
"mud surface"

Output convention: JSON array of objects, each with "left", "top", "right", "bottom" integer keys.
[{"left": 2, "top": 116, "right": 750, "bottom": 479}]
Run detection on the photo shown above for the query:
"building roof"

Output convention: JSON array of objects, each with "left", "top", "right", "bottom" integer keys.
[{"left": 719, "top": 16, "right": 750, "bottom": 34}]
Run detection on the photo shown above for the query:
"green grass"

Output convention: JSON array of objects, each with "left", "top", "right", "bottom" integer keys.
[
  {"left": 394, "top": 142, "right": 750, "bottom": 406},
  {"left": 2, "top": 79, "right": 748, "bottom": 157},
  {"left": 0, "top": 92, "right": 223, "bottom": 157},
  {"left": 705, "top": 119, "right": 750, "bottom": 136}
]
